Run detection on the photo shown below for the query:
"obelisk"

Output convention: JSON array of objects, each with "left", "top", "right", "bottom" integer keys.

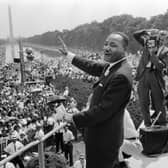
[{"left": 8, "top": 5, "right": 15, "bottom": 60}]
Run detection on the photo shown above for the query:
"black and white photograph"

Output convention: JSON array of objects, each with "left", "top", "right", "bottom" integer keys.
[{"left": 1, "top": 0, "right": 168, "bottom": 168}]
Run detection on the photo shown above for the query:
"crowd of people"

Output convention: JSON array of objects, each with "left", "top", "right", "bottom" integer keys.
[
  {"left": 0, "top": 40, "right": 142, "bottom": 168},
  {"left": 0, "top": 54, "right": 89, "bottom": 168}
]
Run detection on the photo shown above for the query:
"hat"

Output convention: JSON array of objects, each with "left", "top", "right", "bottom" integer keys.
[{"left": 47, "top": 95, "right": 66, "bottom": 104}]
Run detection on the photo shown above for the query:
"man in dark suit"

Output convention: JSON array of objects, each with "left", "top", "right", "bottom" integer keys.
[
  {"left": 134, "top": 29, "right": 168, "bottom": 127},
  {"left": 59, "top": 32, "right": 132, "bottom": 168}
]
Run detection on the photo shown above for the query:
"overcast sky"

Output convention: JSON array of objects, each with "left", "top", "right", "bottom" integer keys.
[{"left": 0, "top": 0, "right": 168, "bottom": 38}]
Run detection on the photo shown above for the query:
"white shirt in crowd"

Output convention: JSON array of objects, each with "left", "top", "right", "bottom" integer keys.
[
  {"left": 47, "top": 116, "right": 55, "bottom": 126},
  {"left": 20, "top": 118, "right": 27, "bottom": 126},
  {"left": 4, "top": 162, "right": 15, "bottom": 168},
  {"left": 28, "top": 123, "right": 36, "bottom": 130},
  {"left": 63, "top": 129, "right": 74, "bottom": 144},
  {"left": 4, "top": 141, "right": 24, "bottom": 155},
  {"left": 34, "top": 129, "right": 44, "bottom": 139},
  {"left": 74, "top": 159, "right": 86, "bottom": 168},
  {"left": 55, "top": 104, "right": 66, "bottom": 120},
  {"left": 54, "top": 121, "right": 64, "bottom": 133},
  {"left": 63, "top": 88, "right": 69, "bottom": 97}
]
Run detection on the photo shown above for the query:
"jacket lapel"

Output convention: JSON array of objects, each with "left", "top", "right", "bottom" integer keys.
[{"left": 92, "top": 64, "right": 109, "bottom": 88}]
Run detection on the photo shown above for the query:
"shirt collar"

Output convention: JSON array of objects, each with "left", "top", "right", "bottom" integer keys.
[{"left": 104, "top": 57, "right": 127, "bottom": 76}]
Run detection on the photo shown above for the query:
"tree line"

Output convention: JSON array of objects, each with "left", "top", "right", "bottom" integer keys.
[{"left": 14, "top": 10, "right": 168, "bottom": 53}]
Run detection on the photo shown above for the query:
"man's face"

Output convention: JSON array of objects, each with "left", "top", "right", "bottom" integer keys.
[
  {"left": 148, "top": 46, "right": 158, "bottom": 55},
  {"left": 103, "top": 34, "right": 125, "bottom": 63}
]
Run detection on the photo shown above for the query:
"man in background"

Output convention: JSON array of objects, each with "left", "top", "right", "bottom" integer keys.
[
  {"left": 74, "top": 154, "right": 86, "bottom": 168},
  {"left": 63, "top": 126, "right": 74, "bottom": 167},
  {"left": 4, "top": 132, "right": 24, "bottom": 168},
  {"left": 134, "top": 29, "right": 168, "bottom": 127}
]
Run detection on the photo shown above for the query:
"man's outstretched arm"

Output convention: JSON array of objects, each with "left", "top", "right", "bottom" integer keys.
[{"left": 58, "top": 37, "right": 106, "bottom": 76}]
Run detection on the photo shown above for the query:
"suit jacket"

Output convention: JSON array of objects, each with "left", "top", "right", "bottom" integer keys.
[
  {"left": 72, "top": 56, "right": 132, "bottom": 168},
  {"left": 135, "top": 48, "right": 168, "bottom": 92}
]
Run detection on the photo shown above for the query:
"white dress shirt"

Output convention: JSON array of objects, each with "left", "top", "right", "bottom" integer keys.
[
  {"left": 74, "top": 160, "right": 86, "bottom": 168},
  {"left": 4, "top": 162, "right": 15, "bottom": 168},
  {"left": 4, "top": 141, "right": 24, "bottom": 155},
  {"left": 63, "top": 130, "right": 74, "bottom": 144}
]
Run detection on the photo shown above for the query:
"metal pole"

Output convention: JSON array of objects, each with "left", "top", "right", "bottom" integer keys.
[
  {"left": 38, "top": 141, "right": 45, "bottom": 168},
  {"left": 18, "top": 40, "right": 25, "bottom": 86},
  {"left": 40, "top": 50, "right": 44, "bottom": 63}
]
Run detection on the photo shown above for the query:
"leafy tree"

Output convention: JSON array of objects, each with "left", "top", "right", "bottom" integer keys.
[{"left": 25, "top": 10, "right": 168, "bottom": 53}]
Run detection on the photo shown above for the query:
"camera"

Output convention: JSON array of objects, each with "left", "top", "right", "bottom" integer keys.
[{"left": 145, "top": 35, "right": 160, "bottom": 49}]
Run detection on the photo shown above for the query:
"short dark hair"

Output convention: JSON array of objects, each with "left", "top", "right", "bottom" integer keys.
[{"left": 112, "top": 32, "right": 129, "bottom": 49}]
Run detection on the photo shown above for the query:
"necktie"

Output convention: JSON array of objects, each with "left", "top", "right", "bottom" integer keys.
[
  {"left": 13, "top": 142, "right": 16, "bottom": 152},
  {"left": 104, "top": 57, "right": 127, "bottom": 76},
  {"left": 104, "top": 64, "right": 112, "bottom": 76}
]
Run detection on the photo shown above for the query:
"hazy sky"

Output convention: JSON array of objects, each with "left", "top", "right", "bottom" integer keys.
[{"left": 0, "top": 0, "right": 168, "bottom": 38}]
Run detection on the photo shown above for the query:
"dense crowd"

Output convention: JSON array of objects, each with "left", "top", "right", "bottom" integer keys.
[
  {"left": 0, "top": 52, "right": 90, "bottom": 168},
  {"left": 0, "top": 48, "right": 140, "bottom": 138},
  {"left": 0, "top": 46, "right": 142, "bottom": 168}
]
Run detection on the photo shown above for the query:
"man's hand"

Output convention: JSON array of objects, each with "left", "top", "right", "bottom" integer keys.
[
  {"left": 58, "top": 36, "right": 76, "bottom": 60},
  {"left": 58, "top": 36, "right": 68, "bottom": 56}
]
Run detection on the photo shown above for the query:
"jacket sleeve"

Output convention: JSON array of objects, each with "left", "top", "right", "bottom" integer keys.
[
  {"left": 133, "top": 29, "right": 148, "bottom": 46},
  {"left": 150, "top": 53, "right": 165, "bottom": 71},
  {"left": 72, "top": 75, "right": 131, "bottom": 127},
  {"left": 158, "top": 47, "right": 168, "bottom": 68},
  {"left": 149, "top": 47, "right": 168, "bottom": 71},
  {"left": 72, "top": 56, "right": 106, "bottom": 77}
]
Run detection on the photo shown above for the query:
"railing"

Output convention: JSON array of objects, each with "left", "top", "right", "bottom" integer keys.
[
  {"left": 0, "top": 123, "right": 67, "bottom": 168},
  {"left": 0, "top": 137, "right": 9, "bottom": 159}
]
